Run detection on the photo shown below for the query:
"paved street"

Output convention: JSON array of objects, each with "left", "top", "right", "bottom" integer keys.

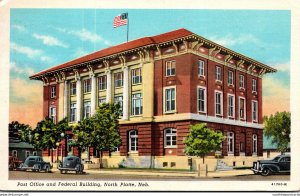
[{"left": 9, "top": 170, "right": 290, "bottom": 181}]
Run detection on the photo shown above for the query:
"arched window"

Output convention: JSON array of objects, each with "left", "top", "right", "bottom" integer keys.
[
  {"left": 129, "top": 130, "right": 138, "bottom": 152},
  {"left": 227, "top": 132, "right": 234, "bottom": 154},
  {"left": 252, "top": 134, "right": 257, "bottom": 155},
  {"left": 164, "top": 128, "right": 177, "bottom": 147}
]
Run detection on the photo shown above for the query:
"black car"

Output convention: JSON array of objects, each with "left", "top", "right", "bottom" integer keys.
[
  {"left": 252, "top": 154, "right": 290, "bottom": 176},
  {"left": 19, "top": 156, "right": 51, "bottom": 172},
  {"left": 58, "top": 156, "right": 84, "bottom": 174}
]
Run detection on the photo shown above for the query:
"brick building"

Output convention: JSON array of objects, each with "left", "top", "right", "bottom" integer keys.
[{"left": 30, "top": 28, "right": 276, "bottom": 169}]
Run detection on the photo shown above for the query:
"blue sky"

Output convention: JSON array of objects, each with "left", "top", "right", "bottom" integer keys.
[{"left": 9, "top": 9, "right": 290, "bottom": 126}]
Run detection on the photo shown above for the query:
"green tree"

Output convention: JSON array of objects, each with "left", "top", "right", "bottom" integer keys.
[
  {"left": 264, "top": 111, "right": 290, "bottom": 153},
  {"left": 9, "top": 121, "right": 32, "bottom": 142},
  {"left": 184, "top": 123, "right": 224, "bottom": 164},
  {"left": 92, "top": 102, "right": 122, "bottom": 168},
  {"left": 31, "top": 117, "right": 70, "bottom": 163},
  {"left": 72, "top": 117, "right": 94, "bottom": 159}
]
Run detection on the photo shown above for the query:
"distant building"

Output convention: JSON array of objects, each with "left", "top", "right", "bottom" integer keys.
[
  {"left": 30, "top": 28, "right": 276, "bottom": 169},
  {"left": 9, "top": 125, "right": 41, "bottom": 162},
  {"left": 263, "top": 136, "right": 290, "bottom": 159}
]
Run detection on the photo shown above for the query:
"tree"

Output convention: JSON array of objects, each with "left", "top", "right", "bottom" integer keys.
[
  {"left": 31, "top": 117, "right": 70, "bottom": 163},
  {"left": 72, "top": 117, "right": 94, "bottom": 159},
  {"left": 9, "top": 121, "right": 32, "bottom": 142},
  {"left": 92, "top": 102, "right": 122, "bottom": 168},
  {"left": 184, "top": 123, "right": 224, "bottom": 164},
  {"left": 264, "top": 111, "right": 290, "bottom": 153}
]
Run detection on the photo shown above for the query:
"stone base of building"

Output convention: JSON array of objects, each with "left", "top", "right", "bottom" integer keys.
[{"left": 42, "top": 154, "right": 261, "bottom": 172}]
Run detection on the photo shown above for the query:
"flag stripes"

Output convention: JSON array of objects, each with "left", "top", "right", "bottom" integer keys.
[{"left": 113, "top": 13, "right": 128, "bottom": 28}]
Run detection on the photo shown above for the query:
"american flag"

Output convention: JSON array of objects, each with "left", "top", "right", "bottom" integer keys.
[{"left": 113, "top": 13, "right": 128, "bottom": 28}]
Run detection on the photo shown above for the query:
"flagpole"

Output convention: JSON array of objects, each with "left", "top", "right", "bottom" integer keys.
[{"left": 127, "top": 13, "right": 129, "bottom": 42}]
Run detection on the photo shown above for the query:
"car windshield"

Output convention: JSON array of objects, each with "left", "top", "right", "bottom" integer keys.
[{"left": 272, "top": 156, "right": 281, "bottom": 162}]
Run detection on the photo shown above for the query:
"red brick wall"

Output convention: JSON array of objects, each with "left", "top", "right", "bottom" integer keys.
[{"left": 43, "top": 83, "right": 59, "bottom": 122}]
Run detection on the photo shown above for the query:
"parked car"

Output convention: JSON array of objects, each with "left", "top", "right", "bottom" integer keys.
[
  {"left": 9, "top": 156, "right": 22, "bottom": 170},
  {"left": 58, "top": 155, "right": 84, "bottom": 174},
  {"left": 19, "top": 156, "right": 51, "bottom": 172},
  {"left": 252, "top": 154, "right": 290, "bottom": 176}
]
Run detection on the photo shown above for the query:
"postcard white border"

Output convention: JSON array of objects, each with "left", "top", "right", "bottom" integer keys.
[{"left": 0, "top": 0, "right": 299, "bottom": 192}]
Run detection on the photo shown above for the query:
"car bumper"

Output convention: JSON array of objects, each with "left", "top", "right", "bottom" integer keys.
[
  {"left": 58, "top": 167, "right": 78, "bottom": 171},
  {"left": 251, "top": 168, "right": 262, "bottom": 173}
]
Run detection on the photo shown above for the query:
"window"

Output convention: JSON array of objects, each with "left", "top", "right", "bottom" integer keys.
[
  {"left": 26, "top": 151, "right": 30, "bottom": 158},
  {"left": 83, "top": 101, "right": 91, "bottom": 119},
  {"left": 70, "top": 102, "right": 77, "bottom": 122},
  {"left": 114, "top": 95, "right": 123, "bottom": 116},
  {"left": 99, "top": 97, "right": 106, "bottom": 105},
  {"left": 70, "top": 82, "right": 76, "bottom": 96},
  {"left": 12, "top": 150, "right": 17, "bottom": 157},
  {"left": 131, "top": 93, "right": 143, "bottom": 116},
  {"left": 215, "top": 91, "right": 223, "bottom": 116},
  {"left": 197, "top": 87, "right": 206, "bottom": 113},
  {"left": 164, "top": 128, "right": 177, "bottom": 147},
  {"left": 114, "top": 72, "right": 123, "bottom": 87},
  {"left": 216, "top": 66, "right": 221, "bottom": 81},
  {"left": 129, "top": 130, "right": 138, "bottom": 152},
  {"left": 49, "top": 107, "right": 56, "bottom": 124},
  {"left": 98, "top": 75, "right": 107, "bottom": 90},
  {"left": 252, "top": 134, "right": 257, "bottom": 154},
  {"left": 198, "top": 60, "right": 205, "bottom": 76},
  {"left": 228, "top": 94, "right": 235, "bottom": 118},
  {"left": 239, "top": 75, "right": 245, "bottom": 89},
  {"left": 132, "top": 68, "right": 142, "bottom": 84},
  {"left": 228, "top": 70, "right": 234, "bottom": 85},
  {"left": 165, "top": 87, "right": 176, "bottom": 112},
  {"left": 83, "top": 79, "right": 91, "bottom": 93},
  {"left": 252, "top": 79, "right": 257, "bottom": 92},
  {"left": 239, "top": 97, "right": 246, "bottom": 120},
  {"left": 227, "top": 132, "right": 234, "bottom": 154},
  {"left": 252, "top": 101, "right": 258, "bottom": 122},
  {"left": 50, "top": 86, "right": 56, "bottom": 98},
  {"left": 166, "top": 61, "right": 176, "bottom": 76}
]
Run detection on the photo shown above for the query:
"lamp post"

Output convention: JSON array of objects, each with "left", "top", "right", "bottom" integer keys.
[{"left": 60, "top": 133, "right": 68, "bottom": 166}]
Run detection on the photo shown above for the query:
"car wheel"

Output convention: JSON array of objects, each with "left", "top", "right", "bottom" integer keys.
[
  {"left": 45, "top": 166, "right": 50, "bottom": 173},
  {"left": 60, "top": 170, "right": 63, "bottom": 174},
  {"left": 261, "top": 168, "right": 271, "bottom": 176}
]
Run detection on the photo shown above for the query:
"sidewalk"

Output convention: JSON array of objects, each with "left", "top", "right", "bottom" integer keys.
[{"left": 52, "top": 168, "right": 253, "bottom": 178}]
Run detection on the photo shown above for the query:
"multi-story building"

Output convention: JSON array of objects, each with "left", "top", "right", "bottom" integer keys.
[{"left": 30, "top": 28, "right": 276, "bottom": 170}]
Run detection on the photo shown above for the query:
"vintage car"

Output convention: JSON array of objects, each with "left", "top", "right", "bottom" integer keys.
[
  {"left": 58, "top": 155, "right": 84, "bottom": 174},
  {"left": 252, "top": 154, "right": 290, "bottom": 176},
  {"left": 19, "top": 156, "right": 51, "bottom": 172},
  {"left": 9, "top": 156, "right": 22, "bottom": 170}
]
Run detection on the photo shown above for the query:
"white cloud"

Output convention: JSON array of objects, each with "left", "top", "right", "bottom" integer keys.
[
  {"left": 53, "top": 26, "right": 111, "bottom": 46},
  {"left": 10, "top": 42, "right": 42, "bottom": 58},
  {"left": 11, "top": 42, "right": 55, "bottom": 63},
  {"left": 40, "top": 56, "right": 54, "bottom": 63},
  {"left": 10, "top": 61, "right": 35, "bottom": 76},
  {"left": 11, "top": 24, "right": 26, "bottom": 32},
  {"left": 272, "top": 63, "right": 290, "bottom": 73},
  {"left": 209, "top": 34, "right": 264, "bottom": 48},
  {"left": 32, "top": 33, "right": 68, "bottom": 48},
  {"left": 74, "top": 47, "right": 89, "bottom": 58}
]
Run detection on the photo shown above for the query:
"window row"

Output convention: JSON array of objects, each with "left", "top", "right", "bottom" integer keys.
[
  {"left": 163, "top": 86, "right": 258, "bottom": 122},
  {"left": 68, "top": 93, "right": 143, "bottom": 122},
  {"left": 197, "top": 87, "right": 258, "bottom": 122},
  {"left": 227, "top": 132, "right": 258, "bottom": 155},
  {"left": 198, "top": 60, "right": 257, "bottom": 91},
  {"left": 69, "top": 68, "right": 142, "bottom": 96},
  {"left": 128, "top": 128, "right": 177, "bottom": 152},
  {"left": 164, "top": 60, "right": 258, "bottom": 91},
  {"left": 128, "top": 129, "right": 258, "bottom": 155}
]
